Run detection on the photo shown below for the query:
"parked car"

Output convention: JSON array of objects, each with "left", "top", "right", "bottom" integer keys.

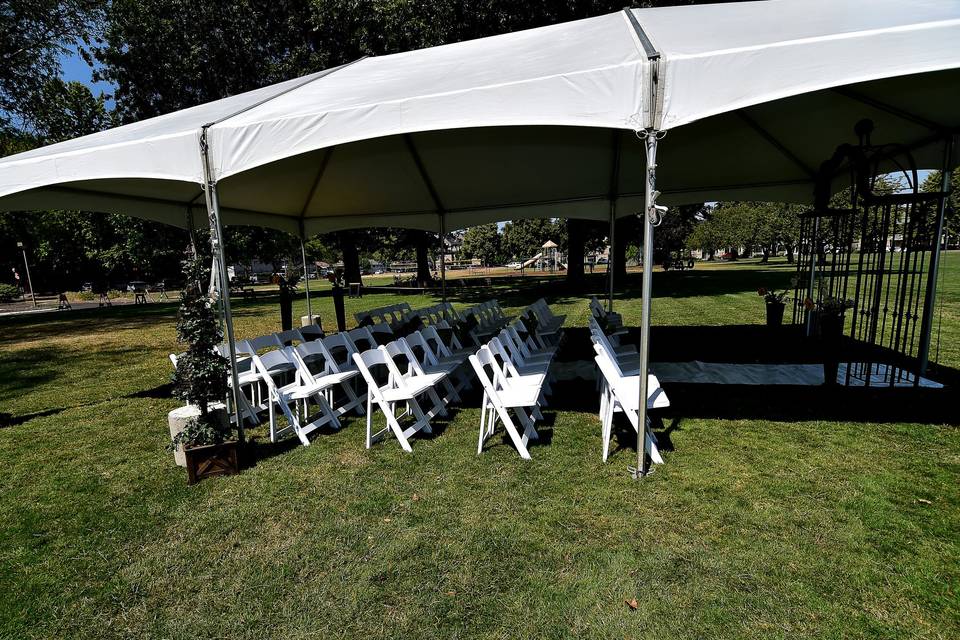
[
  {"left": 128, "top": 281, "right": 148, "bottom": 292},
  {"left": 80, "top": 282, "right": 94, "bottom": 292},
  {"left": 506, "top": 261, "right": 521, "bottom": 269}
]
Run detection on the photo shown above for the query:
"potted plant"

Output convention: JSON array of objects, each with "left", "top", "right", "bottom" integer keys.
[
  {"left": 272, "top": 272, "right": 300, "bottom": 331},
  {"left": 757, "top": 284, "right": 790, "bottom": 328},
  {"left": 328, "top": 268, "right": 347, "bottom": 332},
  {"left": 804, "top": 295, "right": 854, "bottom": 386},
  {"left": 169, "top": 246, "right": 239, "bottom": 484}
]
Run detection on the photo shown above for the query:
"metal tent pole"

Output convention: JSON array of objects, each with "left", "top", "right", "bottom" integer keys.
[
  {"left": 200, "top": 127, "right": 244, "bottom": 440},
  {"left": 917, "top": 134, "right": 955, "bottom": 375},
  {"left": 299, "top": 227, "right": 313, "bottom": 325},
  {"left": 608, "top": 206, "right": 616, "bottom": 312},
  {"left": 632, "top": 132, "right": 659, "bottom": 480},
  {"left": 17, "top": 242, "right": 37, "bottom": 307},
  {"left": 439, "top": 214, "right": 447, "bottom": 312}
]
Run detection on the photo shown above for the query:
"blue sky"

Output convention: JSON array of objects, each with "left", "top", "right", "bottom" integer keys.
[{"left": 59, "top": 45, "right": 115, "bottom": 103}]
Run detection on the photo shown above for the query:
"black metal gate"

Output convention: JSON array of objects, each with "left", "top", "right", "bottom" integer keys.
[{"left": 792, "top": 121, "right": 950, "bottom": 387}]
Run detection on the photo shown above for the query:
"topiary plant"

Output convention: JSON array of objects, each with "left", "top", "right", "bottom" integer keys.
[
  {"left": 0, "top": 283, "right": 19, "bottom": 302},
  {"left": 169, "top": 245, "right": 232, "bottom": 450}
]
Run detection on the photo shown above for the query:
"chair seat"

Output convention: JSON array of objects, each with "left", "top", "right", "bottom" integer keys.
[
  {"left": 320, "top": 370, "right": 359, "bottom": 385},
  {"left": 423, "top": 362, "right": 460, "bottom": 376},
  {"left": 612, "top": 375, "right": 670, "bottom": 410},
  {"left": 232, "top": 370, "right": 260, "bottom": 386},
  {"left": 381, "top": 374, "right": 446, "bottom": 401},
  {"left": 520, "top": 352, "right": 553, "bottom": 365},
  {"left": 515, "top": 362, "right": 550, "bottom": 377},
  {"left": 435, "top": 354, "right": 467, "bottom": 367},
  {"left": 494, "top": 384, "right": 542, "bottom": 408},
  {"left": 508, "top": 372, "right": 548, "bottom": 388}
]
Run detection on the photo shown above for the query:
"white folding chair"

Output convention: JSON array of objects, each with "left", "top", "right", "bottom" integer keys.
[
  {"left": 299, "top": 323, "right": 325, "bottom": 342},
  {"left": 505, "top": 322, "right": 556, "bottom": 362},
  {"left": 347, "top": 327, "right": 379, "bottom": 353},
  {"left": 402, "top": 332, "right": 468, "bottom": 401},
  {"left": 218, "top": 341, "right": 262, "bottom": 424},
  {"left": 497, "top": 331, "right": 553, "bottom": 395},
  {"left": 487, "top": 337, "right": 551, "bottom": 404},
  {"left": 274, "top": 329, "right": 306, "bottom": 346},
  {"left": 469, "top": 346, "right": 542, "bottom": 459},
  {"left": 291, "top": 340, "right": 365, "bottom": 418},
  {"left": 352, "top": 347, "right": 438, "bottom": 452},
  {"left": 383, "top": 339, "right": 449, "bottom": 419},
  {"left": 250, "top": 348, "right": 340, "bottom": 445},
  {"left": 366, "top": 323, "right": 395, "bottom": 345},
  {"left": 593, "top": 343, "right": 669, "bottom": 464}
]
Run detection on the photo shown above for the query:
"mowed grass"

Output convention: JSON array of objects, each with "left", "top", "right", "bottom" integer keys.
[{"left": 0, "top": 255, "right": 958, "bottom": 639}]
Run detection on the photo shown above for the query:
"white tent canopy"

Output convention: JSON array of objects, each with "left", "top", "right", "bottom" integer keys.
[{"left": 1, "top": 0, "right": 957, "bottom": 235}]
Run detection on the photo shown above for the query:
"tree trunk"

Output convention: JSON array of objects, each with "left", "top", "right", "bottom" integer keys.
[
  {"left": 761, "top": 246, "right": 770, "bottom": 263},
  {"left": 786, "top": 244, "right": 795, "bottom": 264},
  {"left": 340, "top": 231, "right": 361, "bottom": 283},
  {"left": 565, "top": 218, "right": 586, "bottom": 284},
  {"left": 414, "top": 231, "right": 432, "bottom": 287},
  {"left": 614, "top": 217, "right": 629, "bottom": 279}
]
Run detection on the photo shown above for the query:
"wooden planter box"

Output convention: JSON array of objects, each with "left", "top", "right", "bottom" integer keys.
[{"left": 185, "top": 441, "right": 239, "bottom": 485}]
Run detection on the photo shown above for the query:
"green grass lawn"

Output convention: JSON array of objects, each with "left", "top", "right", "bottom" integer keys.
[{"left": 1, "top": 256, "right": 958, "bottom": 639}]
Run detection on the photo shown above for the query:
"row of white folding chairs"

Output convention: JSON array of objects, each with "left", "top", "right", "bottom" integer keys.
[
  {"left": 467, "top": 312, "right": 560, "bottom": 459},
  {"left": 521, "top": 298, "right": 565, "bottom": 343},
  {"left": 354, "top": 302, "right": 413, "bottom": 329},
  {"left": 456, "top": 300, "right": 512, "bottom": 345},
  {"left": 589, "top": 295, "right": 623, "bottom": 329},
  {"left": 235, "top": 331, "right": 375, "bottom": 445},
  {"left": 589, "top": 319, "right": 669, "bottom": 464},
  {"left": 351, "top": 326, "right": 474, "bottom": 452},
  {"left": 169, "top": 324, "right": 327, "bottom": 423}
]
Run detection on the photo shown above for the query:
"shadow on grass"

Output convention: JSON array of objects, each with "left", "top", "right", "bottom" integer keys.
[{"left": 0, "top": 407, "right": 65, "bottom": 428}]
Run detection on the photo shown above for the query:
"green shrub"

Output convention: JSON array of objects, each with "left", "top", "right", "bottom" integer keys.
[{"left": 0, "top": 283, "right": 20, "bottom": 302}]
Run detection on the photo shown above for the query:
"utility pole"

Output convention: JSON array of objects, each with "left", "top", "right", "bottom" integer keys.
[{"left": 17, "top": 242, "right": 37, "bottom": 308}]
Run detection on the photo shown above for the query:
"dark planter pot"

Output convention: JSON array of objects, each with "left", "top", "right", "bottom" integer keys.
[
  {"left": 819, "top": 312, "right": 845, "bottom": 386},
  {"left": 332, "top": 286, "right": 347, "bottom": 332},
  {"left": 279, "top": 289, "right": 293, "bottom": 331},
  {"left": 185, "top": 441, "right": 239, "bottom": 485},
  {"left": 765, "top": 301, "right": 785, "bottom": 328}
]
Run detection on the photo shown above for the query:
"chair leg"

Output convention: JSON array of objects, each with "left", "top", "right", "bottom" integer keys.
[
  {"left": 365, "top": 393, "right": 374, "bottom": 449},
  {"left": 495, "top": 406, "right": 532, "bottom": 460},
  {"left": 478, "top": 391, "right": 488, "bottom": 455},
  {"left": 601, "top": 399, "right": 613, "bottom": 462}
]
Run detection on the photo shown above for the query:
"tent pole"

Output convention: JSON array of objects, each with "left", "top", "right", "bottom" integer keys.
[
  {"left": 200, "top": 128, "right": 244, "bottom": 440},
  {"left": 633, "top": 132, "right": 659, "bottom": 480},
  {"left": 439, "top": 214, "right": 447, "bottom": 312},
  {"left": 299, "top": 227, "right": 313, "bottom": 325},
  {"left": 608, "top": 206, "right": 616, "bottom": 312},
  {"left": 917, "top": 134, "right": 955, "bottom": 375}
]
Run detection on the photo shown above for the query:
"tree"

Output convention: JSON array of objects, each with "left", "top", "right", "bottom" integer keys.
[
  {"left": 922, "top": 167, "right": 960, "bottom": 244},
  {"left": 461, "top": 223, "right": 502, "bottom": 266},
  {"left": 565, "top": 219, "right": 607, "bottom": 282},
  {"left": 501, "top": 218, "right": 563, "bottom": 262},
  {"left": 686, "top": 201, "right": 802, "bottom": 262},
  {"left": 170, "top": 244, "right": 232, "bottom": 449},
  {"left": 0, "top": 0, "right": 103, "bottom": 133},
  {"left": 28, "top": 79, "right": 113, "bottom": 142}
]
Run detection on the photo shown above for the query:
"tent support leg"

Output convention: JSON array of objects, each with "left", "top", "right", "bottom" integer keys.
[
  {"left": 608, "top": 205, "right": 616, "bottom": 312},
  {"left": 917, "top": 134, "right": 955, "bottom": 375},
  {"left": 439, "top": 214, "right": 447, "bottom": 311},
  {"left": 200, "top": 130, "right": 244, "bottom": 440},
  {"left": 632, "top": 132, "right": 659, "bottom": 480},
  {"left": 300, "top": 234, "right": 314, "bottom": 326}
]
